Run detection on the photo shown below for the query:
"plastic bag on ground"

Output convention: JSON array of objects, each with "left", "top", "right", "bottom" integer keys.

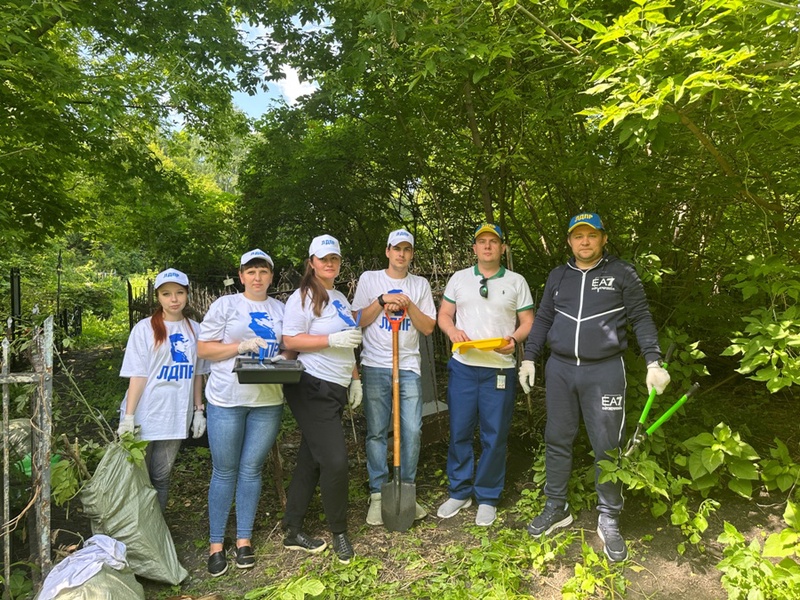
[
  {"left": 79, "top": 442, "right": 188, "bottom": 585},
  {"left": 35, "top": 534, "right": 144, "bottom": 600}
]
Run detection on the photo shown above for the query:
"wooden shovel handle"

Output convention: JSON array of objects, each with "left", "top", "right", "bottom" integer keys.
[{"left": 386, "top": 309, "right": 406, "bottom": 468}]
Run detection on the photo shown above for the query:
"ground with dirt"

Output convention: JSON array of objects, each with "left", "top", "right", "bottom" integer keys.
[{"left": 46, "top": 350, "right": 798, "bottom": 600}]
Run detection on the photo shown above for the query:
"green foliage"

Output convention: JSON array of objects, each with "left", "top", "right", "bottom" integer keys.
[
  {"left": 723, "top": 255, "right": 800, "bottom": 393},
  {"left": 717, "top": 512, "right": 800, "bottom": 600},
  {"left": 760, "top": 439, "right": 800, "bottom": 493},
  {"left": 244, "top": 575, "right": 326, "bottom": 599},
  {"left": 671, "top": 497, "right": 720, "bottom": 555},
  {"left": 598, "top": 450, "right": 689, "bottom": 518},
  {"left": 523, "top": 443, "right": 596, "bottom": 517},
  {"left": 50, "top": 458, "right": 81, "bottom": 506},
  {"left": 562, "top": 537, "right": 629, "bottom": 600},
  {"left": 678, "top": 422, "right": 760, "bottom": 498},
  {"left": 0, "top": 565, "right": 35, "bottom": 600},
  {"left": 118, "top": 433, "right": 148, "bottom": 465}
]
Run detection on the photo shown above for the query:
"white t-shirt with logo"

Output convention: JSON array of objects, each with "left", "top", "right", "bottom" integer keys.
[
  {"left": 283, "top": 288, "right": 357, "bottom": 387},
  {"left": 352, "top": 270, "right": 436, "bottom": 375},
  {"left": 120, "top": 317, "right": 209, "bottom": 440},
  {"left": 199, "top": 293, "right": 285, "bottom": 407},
  {"left": 443, "top": 266, "right": 534, "bottom": 369}
]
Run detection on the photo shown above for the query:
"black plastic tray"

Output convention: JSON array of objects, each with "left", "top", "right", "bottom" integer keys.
[{"left": 233, "top": 358, "right": 305, "bottom": 384}]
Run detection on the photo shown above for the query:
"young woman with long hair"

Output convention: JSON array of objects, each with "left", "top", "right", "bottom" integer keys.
[
  {"left": 280, "top": 234, "right": 363, "bottom": 564},
  {"left": 118, "top": 268, "right": 207, "bottom": 512}
]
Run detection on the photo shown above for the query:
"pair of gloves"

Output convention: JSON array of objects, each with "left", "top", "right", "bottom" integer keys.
[
  {"left": 117, "top": 409, "right": 207, "bottom": 439},
  {"left": 330, "top": 330, "right": 363, "bottom": 409},
  {"left": 240, "top": 330, "right": 362, "bottom": 354},
  {"left": 517, "top": 360, "right": 671, "bottom": 395}
]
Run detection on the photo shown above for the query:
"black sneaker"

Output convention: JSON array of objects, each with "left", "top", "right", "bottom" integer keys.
[
  {"left": 283, "top": 530, "right": 327, "bottom": 554},
  {"left": 332, "top": 532, "right": 354, "bottom": 564},
  {"left": 597, "top": 513, "right": 628, "bottom": 562},
  {"left": 527, "top": 500, "right": 573, "bottom": 538},
  {"left": 207, "top": 551, "right": 228, "bottom": 577},
  {"left": 235, "top": 545, "right": 255, "bottom": 569}
]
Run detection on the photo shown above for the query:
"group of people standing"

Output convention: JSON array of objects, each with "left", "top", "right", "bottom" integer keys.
[{"left": 117, "top": 212, "right": 671, "bottom": 573}]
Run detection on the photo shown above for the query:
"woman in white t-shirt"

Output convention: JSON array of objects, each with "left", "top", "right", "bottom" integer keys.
[
  {"left": 197, "top": 249, "right": 288, "bottom": 577},
  {"left": 280, "top": 234, "right": 363, "bottom": 565},
  {"left": 117, "top": 268, "right": 207, "bottom": 513}
]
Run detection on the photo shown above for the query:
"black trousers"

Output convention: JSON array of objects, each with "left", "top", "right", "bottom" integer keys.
[
  {"left": 282, "top": 372, "right": 349, "bottom": 533},
  {"left": 544, "top": 356, "right": 627, "bottom": 516}
]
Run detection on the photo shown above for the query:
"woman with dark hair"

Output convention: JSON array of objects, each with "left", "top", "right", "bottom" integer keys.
[
  {"left": 118, "top": 268, "right": 207, "bottom": 512},
  {"left": 197, "top": 249, "right": 289, "bottom": 577},
  {"left": 281, "top": 234, "right": 363, "bottom": 564}
]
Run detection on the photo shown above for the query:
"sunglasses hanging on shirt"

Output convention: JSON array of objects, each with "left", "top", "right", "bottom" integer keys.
[{"left": 479, "top": 277, "right": 489, "bottom": 299}]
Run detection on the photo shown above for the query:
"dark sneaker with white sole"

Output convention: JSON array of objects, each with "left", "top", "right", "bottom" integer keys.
[
  {"left": 207, "top": 551, "right": 228, "bottom": 577},
  {"left": 527, "top": 500, "right": 573, "bottom": 538},
  {"left": 235, "top": 545, "right": 255, "bottom": 569},
  {"left": 597, "top": 513, "right": 628, "bottom": 562},
  {"left": 283, "top": 530, "right": 327, "bottom": 554},
  {"left": 332, "top": 532, "right": 354, "bottom": 564}
]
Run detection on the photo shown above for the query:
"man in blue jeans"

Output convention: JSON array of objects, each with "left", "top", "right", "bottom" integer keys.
[
  {"left": 437, "top": 224, "right": 534, "bottom": 526},
  {"left": 352, "top": 229, "right": 437, "bottom": 526}
]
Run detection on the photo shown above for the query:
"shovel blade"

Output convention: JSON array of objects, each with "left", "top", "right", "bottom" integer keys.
[{"left": 381, "top": 479, "right": 416, "bottom": 532}]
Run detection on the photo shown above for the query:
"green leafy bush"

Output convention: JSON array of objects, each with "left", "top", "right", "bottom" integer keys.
[{"left": 676, "top": 423, "right": 760, "bottom": 498}]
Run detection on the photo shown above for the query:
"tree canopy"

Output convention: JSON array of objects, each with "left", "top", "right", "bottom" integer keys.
[
  {"left": 238, "top": 0, "right": 800, "bottom": 390},
  {"left": 2, "top": 0, "right": 798, "bottom": 391}
]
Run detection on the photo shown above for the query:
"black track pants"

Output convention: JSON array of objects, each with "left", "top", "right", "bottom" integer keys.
[{"left": 543, "top": 356, "right": 626, "bottom": 515}]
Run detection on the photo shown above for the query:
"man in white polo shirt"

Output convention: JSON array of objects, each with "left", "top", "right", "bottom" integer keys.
[
  {"left": 352, "top": 229, "right": 437, "bottom": 527},
  {"left": 436, "top": 223, "right": 534, "bottom": 526}
]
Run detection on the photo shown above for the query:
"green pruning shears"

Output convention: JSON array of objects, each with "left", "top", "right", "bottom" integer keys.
[{"left": 623, "top": 343, "right": 700, "bottom": 457}]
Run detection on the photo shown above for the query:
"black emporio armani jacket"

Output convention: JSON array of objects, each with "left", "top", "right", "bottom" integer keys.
[{"left": 523, "top": 254, "right": 662, "bottom": 366}]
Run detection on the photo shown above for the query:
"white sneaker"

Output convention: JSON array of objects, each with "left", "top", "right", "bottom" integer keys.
[
  {"left": 437, "top": 497, "right": 472, "bottom": 519},
  {"left": 415, "top": 502, "right": 427, "bottom": 520},
  {"left": 366, "top": 493, "right": 382, "bottom": 526},
  {"left": 475, "top": 504, "right": 497, "bottom": 526}
]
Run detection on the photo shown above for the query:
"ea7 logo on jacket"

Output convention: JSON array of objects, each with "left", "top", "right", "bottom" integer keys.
[
  {"left": 591, "top": 276, "right": 615, "bottom": 293},
  {"left": 601, "top": 394, "right": 623, "bottom": 411}
]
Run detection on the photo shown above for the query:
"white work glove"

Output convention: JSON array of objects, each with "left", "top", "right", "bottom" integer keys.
[
  {"left": 238, "top": 337, "right": 269, "bottom": 355},
  {"left": 328, "top": 329, "right": 362, "bottom": 349},
  {"left": 518, "top": 360, "right": 536, "bottom": 394},
  {"left": 269, "top": 353, "right": 286, "bottom": 363},
  {"left": 646, "top": 362, "right": 671, "bottom": 395},
  {"left": 191, "top": 409, "right": 206, "bottom": 439},
  {"left": 117, "top": 414, "right": 135, "bottom": 436},
  {"left": 348, "top": 379, "right": 363, "bottom": 410}
]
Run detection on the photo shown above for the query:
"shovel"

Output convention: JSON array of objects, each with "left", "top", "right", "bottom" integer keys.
[{"left": 381, "top": 308, "right": 416, "bottom": 532}]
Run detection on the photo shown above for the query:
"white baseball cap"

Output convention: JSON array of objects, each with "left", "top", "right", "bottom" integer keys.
[
  {"left": 240, "top": 248, "right": 274, "bottom": 267},
  {"left": 308, "top": 234, "right": 342, "bottom": 258},
  {"left": 155, "top": 268, "right": 189, "bottom": 289},
  {"left": 387, "top": 229, "right": 415, "bottom": 248}
]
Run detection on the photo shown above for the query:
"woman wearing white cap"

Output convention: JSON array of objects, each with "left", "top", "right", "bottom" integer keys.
[
  {"left": 197, "top": 249, "right": 288, "bottom": 577},
  {"left": 117, "top": 268, "right": 208, "bottom": 512},
  {"left": 280, "top": 234, "right": 363, "bottom": 564}
]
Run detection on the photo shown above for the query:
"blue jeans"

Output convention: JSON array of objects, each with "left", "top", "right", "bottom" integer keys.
[
  {"left": 207, "top": 402, "right": 283, "bottom": 543},
  {"left": 362, "top": 366, "right": 423, "bottom": 493},
  {"left": 445, "top": 358, "right": 516, "bottom": 505}
]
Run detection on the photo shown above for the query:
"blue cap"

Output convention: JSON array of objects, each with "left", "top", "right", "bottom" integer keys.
[
  {"left": 473, "top": 223, "right": 504, "bottom": 242},
  {"left": 568, "top": 213, "right": 604, "bottom": 233}
]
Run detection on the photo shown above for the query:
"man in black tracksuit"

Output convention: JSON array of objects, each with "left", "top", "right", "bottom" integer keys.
[{"left": 518, "top": 212, "right": 670, "bottom": 562}]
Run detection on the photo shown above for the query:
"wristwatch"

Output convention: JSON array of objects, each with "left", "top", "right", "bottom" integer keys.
[{"left": 377, "top": 294, "right": 386, "bottom": 307}]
